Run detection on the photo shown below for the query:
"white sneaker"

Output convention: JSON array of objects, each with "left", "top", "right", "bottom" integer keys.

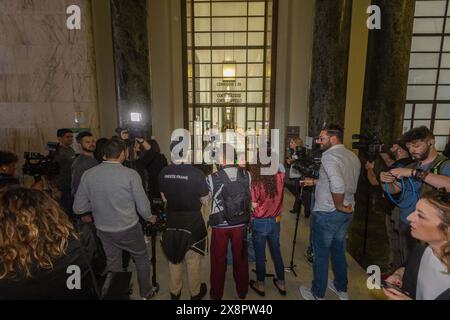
[
  {"left": 299, "top": 286, "right": 325, "bottom": 300},
  {"left": 327, "top": 279, "right": 349, "bottom": 300}
]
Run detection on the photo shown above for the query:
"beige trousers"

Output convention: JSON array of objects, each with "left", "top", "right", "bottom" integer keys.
[{"left": 169, "top": 249, "right": 203, "bottom": 297}]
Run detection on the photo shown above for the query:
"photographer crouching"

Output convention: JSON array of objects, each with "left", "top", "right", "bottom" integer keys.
[{"left": 299, "top": 125, "right": 361, "bottom": 300}]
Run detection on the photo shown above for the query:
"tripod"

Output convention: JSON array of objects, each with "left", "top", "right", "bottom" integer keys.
[
  {"left": 150, "top": 224, "right": 160, "bottom": 294},
  {"left": 285, "top": 182, "right": 305, "bottom": 277}
]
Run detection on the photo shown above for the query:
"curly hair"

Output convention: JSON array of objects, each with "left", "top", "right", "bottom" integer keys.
[
  {"left": 0, "top": 187, "right": 78, "bottom": 280},
  {"left": 421, "top": 191, "right": 450, "bottom": 274},
  {"left": 402, "top": 126, "right": 435, "bottom": 143},
  {"left": 248, "top": 161, "right": 278, "bottom": 199}
]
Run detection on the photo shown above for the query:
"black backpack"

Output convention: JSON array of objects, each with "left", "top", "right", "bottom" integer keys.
[{"left": 217, "top": 169, "right": 251, "bottom": 226}]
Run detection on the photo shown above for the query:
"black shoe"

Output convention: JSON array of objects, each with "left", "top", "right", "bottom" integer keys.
[
  {"left": 170, "top": 291, "right": 181, "bottom": 300},
  {"left": 273, "top": 278, "right": 287, "bottom": 296},
  {"left": 290, "top": 209, "right": 297, "bottom": 214},
  {"left": 191, "top": 283, "right": 207, "bottom": 300},
  {"left": 305, "top": 251, "right": 314, "bottom": 264},
  {"left": 249, "top": 280, "right": 265, "bottom": 297}
]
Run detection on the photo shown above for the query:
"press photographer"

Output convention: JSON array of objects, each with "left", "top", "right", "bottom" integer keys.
[
  {"left": 380, "top": 126, "right": 450, "bottom": 262},
  {"left": 299, "top": 125, "right": 361, "bottom": 300},
  {"left": 352, "top": 133, "right": 384, "bottom": 162},
  {"left": 365, "top": 141, "right": 414, "bottom": 270},
  {"left": 114, "top": 126, "right": 149, "bottom": 169},
  {"left": 22, "top": 143, "right": 61, "bottom": 198},
  {"left": 286, "top": 137, "right": 317, "bottom": 218}
]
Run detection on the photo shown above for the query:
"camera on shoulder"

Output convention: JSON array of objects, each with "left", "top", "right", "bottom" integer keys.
[
  {"left": 352, "top": 133, "right": 385, "bottom": 161},
  {"left": 23, "top": 142, "right": 60, "bottom": 180},
  {"left": 291, "top": 145, "right": 321, "bottom": 180}
]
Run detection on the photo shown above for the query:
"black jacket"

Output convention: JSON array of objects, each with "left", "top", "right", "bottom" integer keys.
[
  {"left": 402, "top": 244, "right": 450, "bottom": 300},
  {"left": 0, "top": 237, "right": 99, "bottom": 300},
  {"left": 0, "top": 174, "right": 20, "bottom": 189},
  {"left": 136, "top": 149, "right": 168, "bottom": 199},
  {"left": 161, "top": 211, "right": 207, "bottom": 264}
]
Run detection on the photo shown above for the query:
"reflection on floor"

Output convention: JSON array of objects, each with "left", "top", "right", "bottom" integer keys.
[{"left": 129, "top": 189, "right": 385, "bottom": 300}]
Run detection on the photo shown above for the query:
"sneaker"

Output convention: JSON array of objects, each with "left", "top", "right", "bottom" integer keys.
[
  {"left": 191, "top": 283, "right": 207, "bottom": 300},
  {"left": 327, "top": 279, "right": 349, "bottom": 300},
  {"left": 142, "top": 284, "right": 159, "bottom": 300},
  {"left": 299, "top": 286, "right": 324, "bottom": 300},
  {"left": 304, "top": 250, "right": 314, "bottom": 264}
]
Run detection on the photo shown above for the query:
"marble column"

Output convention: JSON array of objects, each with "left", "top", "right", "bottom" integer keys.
[
  {"left": 111, "top": 0, "right": 152, "bottom": 132},
  {"left": 360, "top": 0, "right": 415, "bottom": 143},
  {"left": 308, "top": 0, "right": 353, "bottom": 137},
  {"left": 350, "top": 0, "right": 416, "bottom": 267}
]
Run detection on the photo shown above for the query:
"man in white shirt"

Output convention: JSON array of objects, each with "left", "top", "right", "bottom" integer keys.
[{"left": 299, "top": 125, "right": 361, "bottom": 300}]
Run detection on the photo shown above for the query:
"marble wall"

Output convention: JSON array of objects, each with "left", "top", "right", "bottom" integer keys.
[
  {"left": 111, "top": 0, "right": 152, "bottom": 131},
  {"left": 308, "top": 0, "right": 353, "bottom": 137},
  {"left": 0, "top": 0, "right": 99, "bottom": 156}
]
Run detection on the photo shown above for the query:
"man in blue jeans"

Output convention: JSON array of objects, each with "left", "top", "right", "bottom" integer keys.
[{"left": 300, "top": 125, "right": 360, "bottom": 300}]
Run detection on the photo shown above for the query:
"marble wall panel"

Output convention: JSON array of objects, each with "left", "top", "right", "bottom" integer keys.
[{"left": 0, "top": 0, "right": 100, "bottom": 155}]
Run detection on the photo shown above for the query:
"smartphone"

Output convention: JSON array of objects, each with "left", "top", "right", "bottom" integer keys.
[{"left": 381, "top": 280, "right": 411, "bottom": 297}]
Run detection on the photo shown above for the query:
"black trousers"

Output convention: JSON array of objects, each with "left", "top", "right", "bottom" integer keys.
[{"left": 292, "top": 184, "right": 312, "bottom": 218}]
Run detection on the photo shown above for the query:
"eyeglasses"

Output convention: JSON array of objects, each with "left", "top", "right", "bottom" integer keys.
[{"left": 316, "top": 136, "right": 330, "bottom": 142}]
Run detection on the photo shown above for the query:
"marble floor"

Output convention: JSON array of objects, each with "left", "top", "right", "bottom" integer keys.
[{"left": 129, "top": 189, "right": 385, "bottom": 300}]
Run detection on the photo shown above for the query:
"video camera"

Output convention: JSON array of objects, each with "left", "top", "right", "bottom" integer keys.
[
  {"left": 22, "top": 142, "right": 59, "bottom": 179},
  {"left": 143, "top": 198, "right": 167, "bottom": 236},
  {"left": 291, "top": 146, "right": 321, "bottom": 180},
  {"left": 352, "top": 133, "right": 385, "bottom": 161}
]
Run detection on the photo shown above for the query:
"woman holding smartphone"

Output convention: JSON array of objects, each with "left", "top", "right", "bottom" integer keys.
[{"left": 383, "top": 191, "right": 450, "bottom": 300}]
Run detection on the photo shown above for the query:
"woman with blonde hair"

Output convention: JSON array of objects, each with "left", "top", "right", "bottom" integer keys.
[
  {"left": 383, "top": 190, "right": 450, "bottom": 300},
  {"left": 0, "top": 187, "right": 98, "bottom": 299}
]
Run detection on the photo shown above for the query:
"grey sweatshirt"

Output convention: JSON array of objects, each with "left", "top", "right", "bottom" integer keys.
[{"left": 73, "top": 161, "right": 151, "bottom": 232}]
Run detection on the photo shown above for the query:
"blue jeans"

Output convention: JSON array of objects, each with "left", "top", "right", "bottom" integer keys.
[
  {"left": 252, "top": 218, "right": 285, "bottom": 283},
  {"left": 311, "top": 210, "right": 353, "bottom": 298},
  {"left": 227, "top": 229, "right": 255, "bottom": 265}
]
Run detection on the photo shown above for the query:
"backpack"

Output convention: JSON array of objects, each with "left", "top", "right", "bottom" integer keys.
[{"left": 217, "top": 169, "right": 251, "bottom": 226}]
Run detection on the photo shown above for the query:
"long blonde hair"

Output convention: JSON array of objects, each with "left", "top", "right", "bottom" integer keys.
[
  {"left": 421, "top": 191, "right": 450, "bottom": 274},
  {"left": 0, "top": 187, "right": 78, "bottom": 279}
]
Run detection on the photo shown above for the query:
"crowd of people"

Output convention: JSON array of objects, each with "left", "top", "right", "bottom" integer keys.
[{"left": 0, "top": 124, "right": 449, "bottom": 300}]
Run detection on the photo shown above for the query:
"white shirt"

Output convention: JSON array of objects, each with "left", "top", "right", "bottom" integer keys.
[
  {"left": 313, "top": 144, "right": 361, "bottom": 212},
  {"left": 416, "top": 246, "right": 450, "bottom": 300}
]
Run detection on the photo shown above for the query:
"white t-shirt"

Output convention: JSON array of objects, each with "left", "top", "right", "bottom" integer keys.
[{"left": 416, "top": 246, "right": 450, "bottom": 300}]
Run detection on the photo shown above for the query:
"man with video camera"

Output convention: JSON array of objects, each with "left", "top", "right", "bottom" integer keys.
[
  {"left": 380, "top": 126, "right": 450, "bottom": 264},
  {"left": 286, "top": 137, "right": 313, "bottom": 218},
  {"left": 299, "top": 125, "right": 360, "bottom": 300}
]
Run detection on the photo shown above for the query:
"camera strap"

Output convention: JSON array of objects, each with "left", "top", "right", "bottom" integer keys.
[{"left": 384, "top": 177, "right": 419, "bottom": 209}]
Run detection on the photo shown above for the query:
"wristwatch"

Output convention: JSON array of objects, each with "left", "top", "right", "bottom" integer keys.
[{"left": 414, "top": 168, "right": 429, "bottom": 182}]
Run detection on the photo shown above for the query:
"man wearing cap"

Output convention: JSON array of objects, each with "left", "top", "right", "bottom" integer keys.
[{"left": 157, "top": 137, "right": 209, "bottom": 300}]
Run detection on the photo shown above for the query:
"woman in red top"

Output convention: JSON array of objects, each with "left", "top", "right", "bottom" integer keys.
[{"left": 248, "top": 161, "right": 286, "bottom": 296}]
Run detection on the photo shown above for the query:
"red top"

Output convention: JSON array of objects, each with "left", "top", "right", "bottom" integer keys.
[{"left": 251, "top": 171, "right": 285, "bottom": 219}]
